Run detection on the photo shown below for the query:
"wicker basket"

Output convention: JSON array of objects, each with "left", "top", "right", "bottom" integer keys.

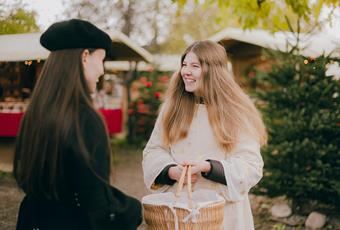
[{"left": 142, "top": 165, "right": 225, "bottom": 230}]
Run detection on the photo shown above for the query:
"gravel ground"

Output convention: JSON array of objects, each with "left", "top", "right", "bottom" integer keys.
[{"left": 0, "top": 177, "right": 23, "bottom": 230}]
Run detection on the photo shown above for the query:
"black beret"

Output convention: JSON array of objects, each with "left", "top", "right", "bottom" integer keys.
[{"left": 40, "top": 19, "right": 112, "bottom": 52}]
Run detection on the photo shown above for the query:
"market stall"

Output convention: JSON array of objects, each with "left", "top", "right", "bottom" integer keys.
[
  {"left": 208, "top": 27, "right": 340, "bottom": 79},
  {"left": 0, "top": 30, "right": 153, "bottom": 137}
]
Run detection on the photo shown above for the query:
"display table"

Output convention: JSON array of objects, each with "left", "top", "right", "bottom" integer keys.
[
  {"left": 0, "top": 112, "right": 24, "bottom": 137},
  {"left": 0, "top": 109, "right": 122, "bottom": 137},
  {"left": 98, "top": 109, "right": 123, "bottom": 135}
]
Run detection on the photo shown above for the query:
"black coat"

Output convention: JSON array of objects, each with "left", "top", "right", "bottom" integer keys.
[{"left": 16, "top": 107, "right": 142, "bottom": 230}]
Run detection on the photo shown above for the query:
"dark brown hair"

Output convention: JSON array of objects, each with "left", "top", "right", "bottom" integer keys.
[{"left": 13, "top": 49, "right": 111, "bottom": 199}]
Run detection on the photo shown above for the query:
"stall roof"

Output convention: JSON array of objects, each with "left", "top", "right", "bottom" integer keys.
[
  {"left": 105, "top": 54, "right": 180, "bottom": 72},
  {"left": 0, "top": 30, "right": 153, "bottom": 62},
  {"left": 209, "top": 27, "right": 340, "bottom": 58}
]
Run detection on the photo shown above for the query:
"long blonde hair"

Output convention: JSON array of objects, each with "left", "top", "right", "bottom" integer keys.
[{"left": 162, "top": 40, "right": 267, "bottom": 152}]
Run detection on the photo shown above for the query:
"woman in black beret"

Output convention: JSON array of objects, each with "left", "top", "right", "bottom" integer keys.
[{"left": 13, "top": 19, "right": 142, "bottom": 230}]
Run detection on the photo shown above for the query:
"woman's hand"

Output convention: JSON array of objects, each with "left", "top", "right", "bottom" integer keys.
[
  {"left": 189, "top": 161, "right": 211, "bottom": 175},
  {"left": 168, "top": 165, "right": 184, "bottom": 182},
  {"left": 168, "top": 164, "right": 199, "bottom": 184},
  {"left": 182, "top": 160, "right": 211, "bottom": 179}
]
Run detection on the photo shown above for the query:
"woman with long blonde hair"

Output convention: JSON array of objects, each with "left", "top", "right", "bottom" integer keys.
[{"left": 143, "top": 40, "right": 267, "bottom": 229}]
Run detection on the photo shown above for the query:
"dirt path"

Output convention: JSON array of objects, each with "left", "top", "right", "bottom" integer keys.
[{"left": 0, "top": 178, "right": 22, "bottom": 230}]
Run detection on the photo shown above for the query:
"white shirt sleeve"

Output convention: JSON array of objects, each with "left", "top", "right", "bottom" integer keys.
[
  {"left": 218, "top": 134, "right": 264, "bottom": 202},
  {"left": 142, "top": 105, "right": 177, "bottom": 193}
]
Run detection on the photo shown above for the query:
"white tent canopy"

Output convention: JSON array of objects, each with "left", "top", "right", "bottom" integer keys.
[
  {"left": 0, "top": 30, "right": 153, "bottom": 63},
  {"left": 209, "top": 27, "right": 340, "bottom": 58},
  {"left": 105, "top": 54, "right": 180, "bottom": 72},
  {"left": 0, "top": 33, "right": 48, "bottom": 62}
]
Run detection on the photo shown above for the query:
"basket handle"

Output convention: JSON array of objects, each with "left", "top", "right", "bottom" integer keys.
[
  {"left": 175, "top": 165, "right": 187, "bottom": 197},
  {"left": 187, "top": 165, "right": 192, "bottom": 201},
  {"left": 175, "top": 165, "right": 193, "bottom": 208}
]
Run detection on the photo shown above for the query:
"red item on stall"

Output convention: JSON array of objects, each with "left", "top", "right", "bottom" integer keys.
[
  {"left": 0, "top": 109, "right": 123, "bottom": 137},
  {"left": 0, "top": 112, "right": 24, "bottom": 137}
]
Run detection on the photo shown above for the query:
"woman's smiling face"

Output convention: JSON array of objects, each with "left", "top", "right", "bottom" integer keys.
[{"left": 181, "top": 51, "right": 202, "bottom": 93}]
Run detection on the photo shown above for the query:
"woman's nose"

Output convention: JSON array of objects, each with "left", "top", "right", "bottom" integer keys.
[{"left": 183, "top": 68, "right": 192, "bottom": 75}]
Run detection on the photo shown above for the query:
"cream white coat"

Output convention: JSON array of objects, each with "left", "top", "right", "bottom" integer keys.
[{"left": 142, "top": 104, "right": 264, "bottom": 230}]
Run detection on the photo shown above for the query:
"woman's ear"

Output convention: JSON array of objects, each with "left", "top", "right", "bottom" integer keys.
[{"left": 82, "top": 49, "right": 90, "bottom": 65}]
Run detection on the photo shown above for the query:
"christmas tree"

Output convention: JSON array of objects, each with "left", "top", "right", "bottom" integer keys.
[{"left": 253, "top": 52, "right": 340, "bottom": 212}]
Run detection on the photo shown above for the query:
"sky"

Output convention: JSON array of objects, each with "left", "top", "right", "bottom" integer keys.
[
  {"left": 23, "top": 0, "right": 64, "bottom": 29},
  {"left": 23, "top": 0, "right": 340, "bottom": 39}
]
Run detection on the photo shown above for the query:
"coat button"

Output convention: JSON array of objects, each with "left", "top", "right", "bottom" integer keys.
[
  {"left": 109, "top": 213, "right": 115, "bottom": 221},
  {"left": 76, "top": 203, "right": 80, "bottom": 207}
]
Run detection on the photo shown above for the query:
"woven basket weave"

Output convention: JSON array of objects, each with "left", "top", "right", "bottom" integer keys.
[{"left": 142, "top": 165, "right": 225, "bottom": 230}]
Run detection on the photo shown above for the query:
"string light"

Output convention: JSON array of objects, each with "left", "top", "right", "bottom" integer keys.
[
  {"left": 24, "top": 59, "right": 43, "bottom": 66},
  {"left": 24, "top": 60, "right": 32, "bottom": 66}
]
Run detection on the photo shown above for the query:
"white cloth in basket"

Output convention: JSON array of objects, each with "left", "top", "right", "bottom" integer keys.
[{"left": 142, "top": 189, "right": 224, "bottom": 230}]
